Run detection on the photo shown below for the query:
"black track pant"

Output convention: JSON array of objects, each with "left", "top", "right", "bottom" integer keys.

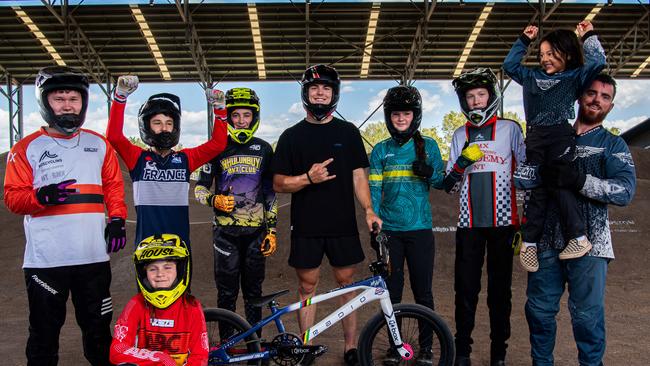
[
  {"left": 522, "top": 123, "right": 585, "bottom": 243},
  {"left": 213, "top": 225, "right": 266, "bottom": 331},
  {"left": 384, "top": 229, "right": 436, "bottom": 350},
  {"left": 454, "top": 226, "right": 514, "bottom": 361},
  {"left": 24, "top": 261, "right": 113, "bottom": 366}
]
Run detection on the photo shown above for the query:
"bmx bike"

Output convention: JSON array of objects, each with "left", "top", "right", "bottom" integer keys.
[{"left": 203, "top": 225, "right": 454, "bottom": 365}]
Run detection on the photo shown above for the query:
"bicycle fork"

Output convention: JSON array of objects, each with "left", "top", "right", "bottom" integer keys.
[{"left": 379, "top": 297, "right": 414, "bottom": 361}]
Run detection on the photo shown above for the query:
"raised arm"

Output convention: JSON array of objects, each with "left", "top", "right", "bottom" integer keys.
[
  {"left": 503, "top": 25, "right": 537, "bottom": 85},
  {"left": 185, "top": 89, "right": 228, "bottom": 172},
  {"left": 106, "top": 75, "right": 143, "bottom": 171},
  {"left": 576, "top": 21, "right": 607, "bottom": 91}
]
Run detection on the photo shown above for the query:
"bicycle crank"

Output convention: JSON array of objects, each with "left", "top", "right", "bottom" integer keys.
[{"left": 269, "top": 332, "right": 328, "bottom": 366}]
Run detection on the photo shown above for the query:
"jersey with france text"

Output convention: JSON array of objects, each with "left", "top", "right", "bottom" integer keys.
[
  {"left": 106, "top": 100, "right": 227, "bottom": 246},
  {"left": 446, "top": 117, "right": 526, "bottom": 228},
  {"left": 110, "top": 293, "right": 208, "bottom": 366},
  {"left": 4, "top": 127, "right": 127, "bottom": 268},
  {"left": 503, "top": 32, "right": 606, "bottom": 127},
  {"left": 538, "top": 126, "right": 636, "bottom": 259},
  {"left": 196, "top": 137, "right": 277, "bottom": 228}
]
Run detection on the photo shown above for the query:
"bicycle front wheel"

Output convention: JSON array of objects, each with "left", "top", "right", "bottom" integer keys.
[
  {"left": 204, "top": 308, "right": 262, "bottom": 366},
  {"left": 357, "top": 303, "right": 454, "bottom": 366}
]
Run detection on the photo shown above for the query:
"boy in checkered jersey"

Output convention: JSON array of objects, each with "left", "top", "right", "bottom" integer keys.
[{"left": 443, "top": 67, "right": 526, "bottom": 366}]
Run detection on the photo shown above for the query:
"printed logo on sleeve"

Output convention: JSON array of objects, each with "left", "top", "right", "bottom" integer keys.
[{"left": 150, "top": 318, "right": 175, "bottom": 327}]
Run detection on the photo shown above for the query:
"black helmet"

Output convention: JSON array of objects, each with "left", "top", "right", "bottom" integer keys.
[
  {"left": 225, "top": 87, "right": 260, "bottom": 144},
  {"left": 452, "top": 67, "right": 501, "bottom": 127},
  {"left": 383, "top": 85, "right": 422, "bottom": 145},
  {"left": 138, "top": 93, "right": 181, "bottom": 149},
  {"left": 301, "top": 64, "right": 340, "bottom": 121},
  {"left": 35, "top": 66, "right": 89, "bottom": 135}
]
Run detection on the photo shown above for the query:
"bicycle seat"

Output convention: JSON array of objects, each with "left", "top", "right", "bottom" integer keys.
[{"left": 248, "top": 289, "right": 290, "bottom": 307}]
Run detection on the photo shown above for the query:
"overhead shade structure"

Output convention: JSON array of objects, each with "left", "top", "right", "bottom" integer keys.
[
  {"left": 13, "top": 6, "right": 65, "bottom": 66},
  {"left": 130, "top": 4, "right": 171, "bottom": 80}
]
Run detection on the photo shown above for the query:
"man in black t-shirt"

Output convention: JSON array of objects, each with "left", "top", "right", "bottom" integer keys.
[{"left": 272, "top": 65, "right": 381, "bottom": 366}]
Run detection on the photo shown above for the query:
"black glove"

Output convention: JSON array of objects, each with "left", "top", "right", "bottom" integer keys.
[
  {"left": 412, "top": 160, "right": 434, "bottom": 178},
  {"left": 36, "top": 179, "right": 78, "bottom": 205},
  {"left": 105, "top": 217, "right": 126, "bottom": 254},
  {"left": 542, "top": 163, "right": 586, "bottom": 190}
]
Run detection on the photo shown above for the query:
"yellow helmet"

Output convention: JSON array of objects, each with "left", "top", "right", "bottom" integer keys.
[
  {"left": 133, "top": 234, "right": 191, "bottom": 309},
  {"left": 225, "top": 87, "right": 260, "bottom": 144}
]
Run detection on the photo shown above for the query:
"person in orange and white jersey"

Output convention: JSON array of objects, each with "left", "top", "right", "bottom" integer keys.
[{"left": 3, "top": 66, "right": 127, "bottom": 366}]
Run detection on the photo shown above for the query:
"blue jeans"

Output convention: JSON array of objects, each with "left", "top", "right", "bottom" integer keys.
[{"left": 525, "top": 250, "right": 608, "bottom": 366}]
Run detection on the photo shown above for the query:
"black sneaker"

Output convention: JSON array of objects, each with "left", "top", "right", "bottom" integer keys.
[
  {"left": 382, "top": 348, "right": 400, "bottom": 366},
  {"left": 455, "top": 355, "right": 471, "bottom": 366},
  {"left": 344, "top": 348, "right": 359, "bottom": 366},
  {"left": 416, "top": 348, "right": 433, "bottom": 366}
]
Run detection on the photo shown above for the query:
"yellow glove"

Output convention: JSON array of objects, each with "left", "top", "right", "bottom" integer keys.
[
  {"left": 261, "top": 229, "right": 277, "bottom": 257},
  {"left": 462, "top": 143, "right": 484, "bottom": 162},
  {"left": 209, "top": 193, "right": 234, "bottom": 213},
  {"left": 512, "top": 230, "right": 523, "bottom": 255},
  {"left": 456, "top": 142, "right": 485, "bottom": 170}
]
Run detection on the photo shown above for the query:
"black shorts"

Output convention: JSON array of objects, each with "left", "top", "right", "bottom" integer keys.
[{"left": 288, "top": 235, "right": 365, "bottom": 269}]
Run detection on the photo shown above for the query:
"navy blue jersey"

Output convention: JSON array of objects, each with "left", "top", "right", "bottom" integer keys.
[
  {"left": 196, "top": 137, "right": 277, "bottom": 228},
  {"left": 130, "top": 150, "right": 192, "bottom": 246},
  {"left": 503, "top": 32, "right": 606, "bottom": 127},
  {"left": 538, "top": 126, "right": 636, "bottom": 258}
]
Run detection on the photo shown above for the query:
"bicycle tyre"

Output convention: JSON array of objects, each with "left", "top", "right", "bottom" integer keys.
[
  {"left": 357, "top": 303, "right": 454, "bottom": 366},
  {"left": 204, "top": 308, "right": 262, "bottom": 366}
]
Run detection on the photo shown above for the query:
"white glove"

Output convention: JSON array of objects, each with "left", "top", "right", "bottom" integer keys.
[
  {"left": 114, "top": 75, "right": 139, "bottom": 101},
  {"left": 206, "top": 88, "right": 226, "bottom": 110}
]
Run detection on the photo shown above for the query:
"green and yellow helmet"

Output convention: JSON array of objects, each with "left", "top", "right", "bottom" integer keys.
[
  {"left": 133, "top": 234, "right": 191, "bottom": 309},
  {"left": 225, "top": 87, "right": 260, "bottom": 144}
]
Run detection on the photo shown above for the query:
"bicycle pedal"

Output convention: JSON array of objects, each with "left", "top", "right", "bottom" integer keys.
[{"left": 312, "top": 345, "right": 328, "bottom": 357}]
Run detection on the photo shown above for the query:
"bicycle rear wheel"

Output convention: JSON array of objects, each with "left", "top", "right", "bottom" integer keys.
[
  {"left": 204, "top": 308, "right": 262, "bottom": 366},
  {"left": 357, "top": 303, "right": 454, "bottom": 366}
]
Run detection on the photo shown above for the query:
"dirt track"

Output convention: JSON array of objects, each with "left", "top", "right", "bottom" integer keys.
[{"left": 1, "top": 148, "right": 648, "bottom": 366}]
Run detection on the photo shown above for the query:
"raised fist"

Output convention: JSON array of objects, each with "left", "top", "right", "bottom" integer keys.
[
  {"left": 523, "top": 25, "right": 538, "bottom": 41},
  {"left": 576, "top": 21, "right": 594, "bottom": 38},
  {"left": 114, "top": 75, "right": 139, "bottom": 101},
  {"left": 206, "top": 88, "right": 226, "bottom": 110}
]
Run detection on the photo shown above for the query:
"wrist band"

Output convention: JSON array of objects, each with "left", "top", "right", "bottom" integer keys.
[{"left": 306, "top": 172, "right": 314, "bottom": 184}]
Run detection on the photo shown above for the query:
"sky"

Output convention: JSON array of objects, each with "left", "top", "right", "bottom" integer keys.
[{"left": 2, "top": 77, "right": 648, "bottom": 153}]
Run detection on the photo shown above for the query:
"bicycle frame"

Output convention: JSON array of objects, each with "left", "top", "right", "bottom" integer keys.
[{"left": 211, "top": 274, "right": 412, "bottom": 364}]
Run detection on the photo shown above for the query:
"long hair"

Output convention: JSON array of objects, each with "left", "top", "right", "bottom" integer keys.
[
  {"left": 539, "top": 29, "right": 584, "bottom": 71},
  {"left": 412, "top": 130, "right": 427, "bottom": 162}
]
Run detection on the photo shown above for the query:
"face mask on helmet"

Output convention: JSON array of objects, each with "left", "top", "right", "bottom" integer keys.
[
  {"left": 35, "top": 66, "right": 90, "bottom": 135},
  {"left": 226, "top": 87, "right": 260, "bottom": 144},
  {"left": 133, "top": 234, "right": 191, "bottom": 309},
  {"left": 452, "top": 67, "right": 501, "bottom": 127},
  {"left": 301, "top": 64, "right": 341, "bottom": 121},
  {"left": 138, "top": 93, "right": 181, "bottom": 149},
  {"left": 383, "top": 85, "right": 423, "bottom": 145}
]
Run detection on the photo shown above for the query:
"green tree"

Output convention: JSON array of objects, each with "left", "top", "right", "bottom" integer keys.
[
  {"left": 607, "top": 126, "right": 621, "bottom": 135},
  {"left": 437, "top": 111, "right": 467, "bottom": 160},
  {"left": 421, "top": 126, "right": 447, "bottom": 159},
  {"left": 128, "top": 136, "right": 148, "bottom": 149},
  {"left": 360, "top": 120, "right": 390, "bottom": 153}
]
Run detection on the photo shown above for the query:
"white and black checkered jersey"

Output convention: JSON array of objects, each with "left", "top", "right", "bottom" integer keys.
[{"left": 446, "top": 117, "right": 526, "bottom": 228}]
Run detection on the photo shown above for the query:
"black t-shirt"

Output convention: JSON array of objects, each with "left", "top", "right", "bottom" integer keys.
[{"left": 272, "top": 117, "right": 369, "bottom": 237}]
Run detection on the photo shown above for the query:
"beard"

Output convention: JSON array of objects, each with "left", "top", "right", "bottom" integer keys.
[{"left": 577, "top": 103, "right": 608, "bottom": 126}]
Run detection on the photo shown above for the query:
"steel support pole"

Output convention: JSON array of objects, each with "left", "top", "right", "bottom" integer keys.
[{"left": 3, "top": 73, "right": 23, "bottom": 148}]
